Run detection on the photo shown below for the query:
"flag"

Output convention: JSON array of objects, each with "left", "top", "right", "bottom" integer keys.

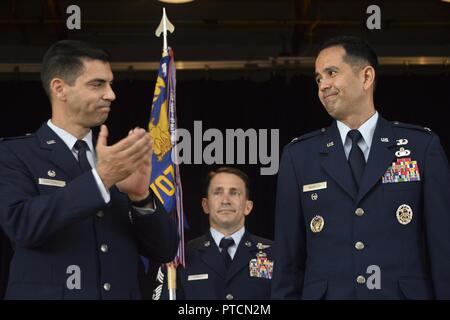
[{"left": 148, "top": 48, "right": 185, "bottom": 267}]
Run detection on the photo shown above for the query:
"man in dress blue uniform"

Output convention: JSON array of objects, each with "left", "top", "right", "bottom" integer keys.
[
  {"left": 153, "top": 167, "right": 273, "bottom": 300},
  {"left": 0, "top": 40, "right": 179, "bottom": 299},
  {"left": 271, "top": 36, "right": 450, "bottom": 299}
]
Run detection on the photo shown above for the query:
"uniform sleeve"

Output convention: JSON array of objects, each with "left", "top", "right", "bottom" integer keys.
[
  {"left": 130, "top": 200, "right": 179, "bottom": 264},
  {"left": 152, "top": 266, "right": 167, "bottom": 300},
  {"left": 423, "top": 134, "right": 450, "bottom": 299},
  {"left": 0, "top": 145, "right": 106, "bottom": 248},
  {"left": 271, "top": 145, "right": 306, "bottom": 299}
]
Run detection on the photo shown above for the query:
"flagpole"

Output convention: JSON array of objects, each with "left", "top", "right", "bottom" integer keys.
[
  {"left": 167, "top": 263, "right": 177, "bottom": 300},
  {"left": 155, "top": 7, "right": 177, "bottom": 300}
]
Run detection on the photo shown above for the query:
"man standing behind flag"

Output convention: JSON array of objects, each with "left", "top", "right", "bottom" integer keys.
[
  {"left": 0, "top": 40, "right": 178, "bottom": 299},
  {"left": 152, "top": 167, "right": 273, "bottom": 300}
]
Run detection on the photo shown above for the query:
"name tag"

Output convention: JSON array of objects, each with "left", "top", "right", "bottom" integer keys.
[
  {"left": 303, "top": 181, "right": 327, "bottom": 192},
  {"left": 188, "top": 274, "right": 208, "bottom": 281},
  {"left": 38, "top": 178, "right": 66, "bottom": 187}
]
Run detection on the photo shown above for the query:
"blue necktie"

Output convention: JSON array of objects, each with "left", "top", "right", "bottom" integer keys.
[
  {"left": 219, "top": 237, "right": 235, "bottom": 269},
  {"left": 74, "top": 140, "right": 92, "bottom": 173},
  {"left": 347, "top": 129, "right": 366, "bottom": 188}
]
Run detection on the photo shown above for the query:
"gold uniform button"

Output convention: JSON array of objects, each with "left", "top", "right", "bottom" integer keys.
[
  {"left": 355, "top": 242, "right": 365, "bottom": 250},
  {"left": 356, "top": 276, "right": 366, "bottom": 284},
  {"left": 96, "top": 211, "right": 104, "bottom": 218},
  {"left": 355, "top": 208, "right": 364, "bottom": 216},
  {"left": 103, "top": 283, "right": 111, "bottom": 291},
  {"left": 100, "top": 244, "right": 108, "bottom": 253},
  {"left": 226, "top": 294, "right": 234, "bottom": 300}
]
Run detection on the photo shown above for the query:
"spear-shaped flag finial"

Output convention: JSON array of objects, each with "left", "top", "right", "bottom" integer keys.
[{"left": 155, "top": 8, "right": 175, "bottom": 55}]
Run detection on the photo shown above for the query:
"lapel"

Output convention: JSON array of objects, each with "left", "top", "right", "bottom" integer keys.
[
  {"left": 320, "top": 121, "right": 358, "bottom": 201},
  {"left": 226, "top": 231, "right": 258, "bottom": 283},
  {"left": 356, "top": 116, "right": 396, "bottom": 203},
  {"left": 199, "top": 232, "right": 227, "bottom": 279},
  {"left": 36, "top": 123, "right": 83, "bottom": 179}
]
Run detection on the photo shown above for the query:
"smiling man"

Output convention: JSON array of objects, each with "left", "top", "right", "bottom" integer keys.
[
  {"left": 0, "top": 40, "right": 178, "bottom": 299},
  {"left": 271, "top": 36, "right": 450, "bottom": 299},
  {"left": 153, "top": 167, "right": 273, "bottom": 300}
]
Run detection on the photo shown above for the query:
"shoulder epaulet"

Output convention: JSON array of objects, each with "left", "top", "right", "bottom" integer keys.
[
  {"left": 290, "top": 127, "right": 326, "bottom": 144},
  {"left": 0, "top": 133, "right": 34, "bottom": 142},
  {"left": 392, "top": 121, "right": 432, "bottom": 134}
]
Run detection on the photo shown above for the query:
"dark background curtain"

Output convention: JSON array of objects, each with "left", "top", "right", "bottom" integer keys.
[{"left": 1, "top": 73, "right": 449, "bottom": 298}]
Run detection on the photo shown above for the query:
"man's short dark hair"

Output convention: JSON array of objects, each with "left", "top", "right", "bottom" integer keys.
[
  {"left": 204, "top": 167, "right": 251, "bottom": 200},
  {"left": 318, "top": 36, "right": 379, "bottom": 86},
  {"left": 40, "top": 40, "right": 110, "bottom": 98}
]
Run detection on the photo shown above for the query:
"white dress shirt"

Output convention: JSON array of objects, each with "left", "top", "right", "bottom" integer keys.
[
  {"left": 336, "top": 111, "right": 379, "bottom": 162},
  {"left": 210, "top": 226, "right": 245, "bottom": 260}
]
